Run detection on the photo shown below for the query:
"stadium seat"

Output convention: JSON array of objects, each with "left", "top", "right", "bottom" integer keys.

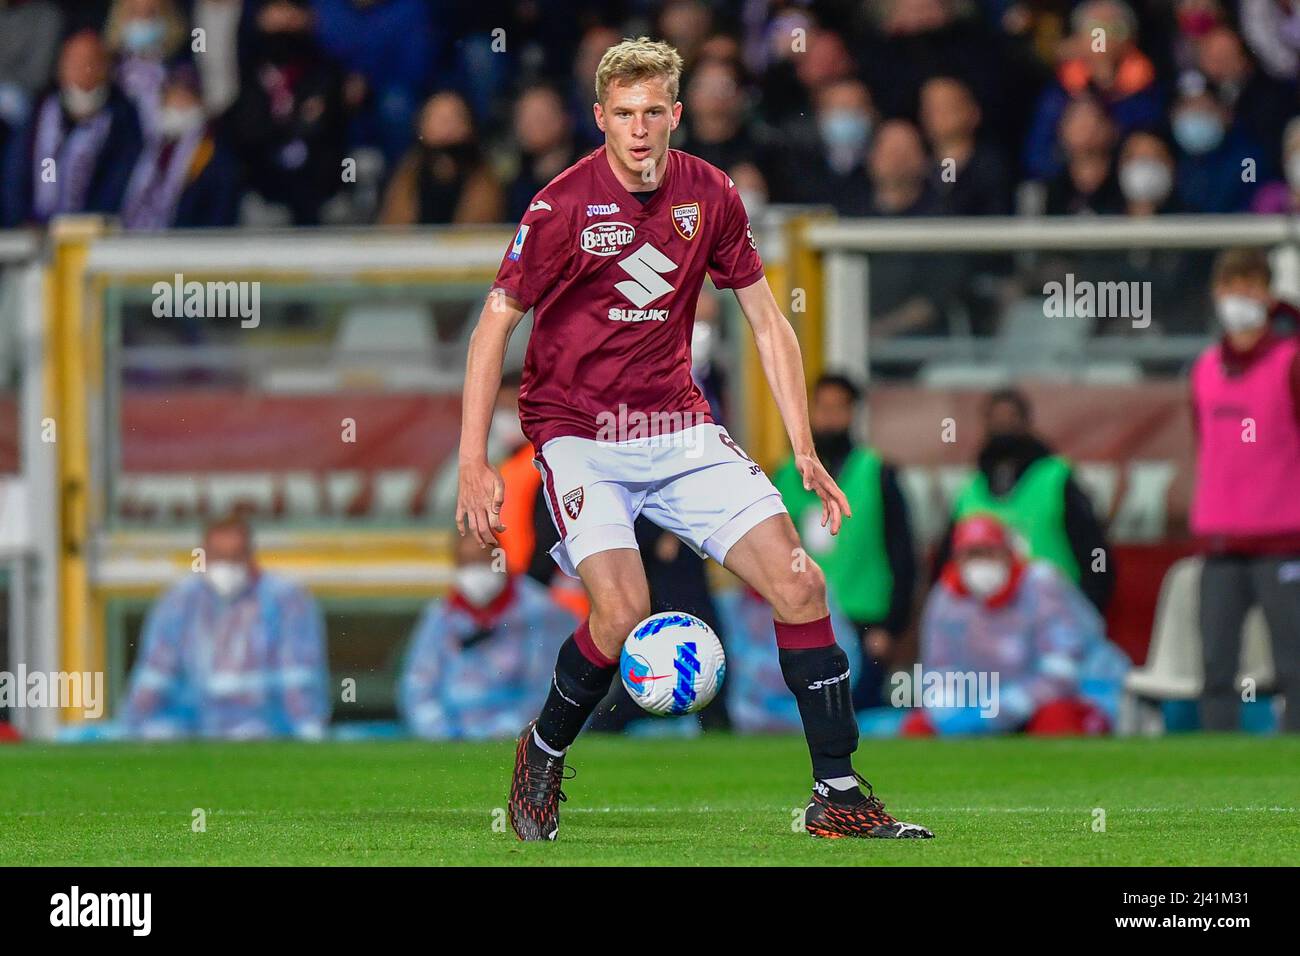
[{"left": 1119, "top": 556, "right": 1276, "bottom": 735}]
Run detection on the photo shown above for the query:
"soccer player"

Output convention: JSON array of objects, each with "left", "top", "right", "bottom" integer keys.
[{"left": 456, "top": 37, "right": 933, "bottom": 841}]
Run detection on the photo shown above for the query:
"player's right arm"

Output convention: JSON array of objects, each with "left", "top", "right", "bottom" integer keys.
[{"left": 457, "top": 290, "right": 527, "bottom": 548}]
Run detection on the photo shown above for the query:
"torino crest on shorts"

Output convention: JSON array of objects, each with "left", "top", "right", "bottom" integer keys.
[{"left": 490, "top": 147, "right": 765, "bottom": 451}]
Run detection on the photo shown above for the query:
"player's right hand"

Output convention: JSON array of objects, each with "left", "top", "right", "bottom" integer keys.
[{"left": 456, "top": 459, "right": 506, "bottom": 548}]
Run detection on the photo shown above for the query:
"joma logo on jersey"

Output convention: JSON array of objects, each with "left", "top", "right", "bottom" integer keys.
[
  {"left": 607, "top": 308, "right": 669, "bottom": 322},
  {"left": 580, "top": 221, "right": 635, "bottom": 256},
  {"left": 586, "top": 202, "right": 620, "bottom": 216},
  {"left": 671, "top": 202, "right": 701, "bottom": 240}
]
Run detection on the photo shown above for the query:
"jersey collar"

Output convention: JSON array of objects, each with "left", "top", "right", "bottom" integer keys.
[{"left": 596, "top": 144, "right": 673, "bottom": 217}]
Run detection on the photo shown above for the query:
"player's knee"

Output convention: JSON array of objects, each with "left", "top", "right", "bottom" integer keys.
[
  {"left": 590, "top": 594, "right": 651, "bottom": 647},
  {"left": 769, "top": 562, "right": 827, "bottom": 619}
]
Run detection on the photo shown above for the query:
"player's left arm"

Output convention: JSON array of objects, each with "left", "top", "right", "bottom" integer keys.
[{"left": 733, "top": 277, "right": 851, "bottom": 534}]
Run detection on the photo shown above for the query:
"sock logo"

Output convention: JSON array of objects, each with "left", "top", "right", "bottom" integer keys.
[{"left": 807, "top": 669, "right": 850, "bottom": 691}]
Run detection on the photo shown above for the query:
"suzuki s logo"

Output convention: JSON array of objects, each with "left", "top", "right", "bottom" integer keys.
[
  {"left": 581, "top": 221, "right": 635, "bottom": 256},
  {"left": 613, "top": 243, "right": 678, "bottom": 309}
]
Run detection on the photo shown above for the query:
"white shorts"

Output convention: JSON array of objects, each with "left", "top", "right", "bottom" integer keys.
[{"left": 533, "top": 423, "right": 788, "bottom": 579}]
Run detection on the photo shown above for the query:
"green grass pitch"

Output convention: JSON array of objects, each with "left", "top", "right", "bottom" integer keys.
[{"left": 3, "top": 735, "right": 1297, "bottom": 866}]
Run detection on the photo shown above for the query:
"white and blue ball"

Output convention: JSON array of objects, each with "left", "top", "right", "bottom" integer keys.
[{"left": 620, "top": 612, "right": 725, "bottom": 716}]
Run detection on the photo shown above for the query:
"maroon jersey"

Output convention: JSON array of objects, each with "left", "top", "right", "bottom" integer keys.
[{"left": 491, "top": 146, "right": 765, "bottom": 449}]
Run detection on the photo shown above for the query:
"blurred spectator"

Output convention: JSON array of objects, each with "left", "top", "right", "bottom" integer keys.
[
  {"left": 120, "top": 64, "right": 240, "bottom": 228},
  {"left": 1241, "top": 0, "right": 1300, "bottom": 83},
  {"left": 656, "top": 0, "right": 714, "bottom": 72},
  {"left": 920, "top": 74, "right": 1011, "bottom": 216},
  {"left": 312, "top": 0, "right": 434, "bottom": 169},
  {"left": 676, "top": 56, "right": 763, "bottom": 175},
  {"left": 771, "top": 78, "right": 874, "bottom": 213},
  {"left": 1252, "top": 116, "right": 1300, "bottom": 214},
  {"left": 2, "top": 30, "right": 143, "bottom": 227},
  {"left": 1171, "top": 76, "right": 1267, "bottom": 214},
  {"left": 399, "top": 530, "right": 576, "bottom": 740},
  {"left": 902, "top": 514, "right": 1128, "bottom": 737},
  {"left": 773, "top": 372, "right": 916, "bottom": 710},
  {"left": 716, "top": 585, "right": 862, "bottom": 732},
  {"left": 121, "top": 513, "right": 330, "bottom": 740},
  {"left": 934, "top": 388, "right": 1115, "bottom": 613},
  {"left": 1117, "top": 128, "right": 1182, "bottom": 215},
  {"left": 760, "top": 24, "right": 856, "bottom": 130},
  {"left": 191, "top": 0, "right": 244, "bottom": 118},
  {"left": 570, "top": 24, "right": 621, "bottom": 150},
  {"left": 1024, "top": 0, "right": 1163, "bottom": 180},
  {"left": 0, "top": 0, "right": 64, "bottom": 146},
  {"left": 1043, "top": 97, "right": 1124, "bottom": 215},
  {"left": 1195, "top": 25, "right": 1295, "bottom": 172},
  {"left": 104, "top": 0, "right": 190, "bottom": 134},
  {"left": 378, "top": 90, "right": 503, "bottom": 224},
  {"left": 729, "top": 159, "right": 768, "bottom": 221},
  {"left": 1190, "top": 248, "right": 1300, "bottom": 733},
  {"left": 858, "top": 0, "right": 1006, "bottom": 128},
  {"left": 504, "top": 84, "right": 577, "bottom": 223},
  {"left": 224, "top": 0, "right": 347, "bottom": 224},
  {"left": 1171, "top": 0, "right": 1227, "bottom": 72},
  {"left": 868, "top": 119, "right": 941, "bottom": 216}
]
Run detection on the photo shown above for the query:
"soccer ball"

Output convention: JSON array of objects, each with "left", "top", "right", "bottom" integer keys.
[{"left": 620, "top": 612, "right": 725, "bottom": 716}]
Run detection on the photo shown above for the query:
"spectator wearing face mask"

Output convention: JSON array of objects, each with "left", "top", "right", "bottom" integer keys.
[
  {"left": 771, "top": 77, "right": 875, "bottom": 214},
  {"left": 1190, "top": 248, "right": 1300, "bottom": 733},
  {"left": 1043, "top": 97, "right": 1124, "bottom": 215},
  {"left": 902, "top": 514, "right": 1128, "bottom": 737},
  {"left": 773, "top": 373, "right": 916, "bottom": 710},
  {"left": 1116, "top": 129, "right": 1183, "bottom": 215},
  {"left": 104, "top": 0, "right": 190, "bottom": 135},
  {"left": 1, "top": 29, "right": 143, "bottom": 227},
  {"left": 1023, "top": 0, "right": 1164, "bottom": 181},
  {"left": 399, "top": 530, "right": 577, "bottom": 740},
  {"left": 933, "top": 388, "right": 1115, "bottom": 614},
  {"left": 223, "top": 0, "right": 347, "bottom": 225},
  {"left": 121, "top": 514, "right": 330, "bottom": 740},
  {"left": 120, "top": 64, "right": 240, "bottom": 229},
  {"left": 1251, "top": 117, "right": 1300, "bottom": 215},
  {"left": 1196, "top": 25, "right": 1294, "bottom": 172},
  {"left": 379, "top": 90, "right": 503, "bottom": 225},
  {"left": 1171, "top": 74, "right": 1269, "bottom": 214},
  {"left": 919, "top": 74, "right": 1011, "bottom": 216}
]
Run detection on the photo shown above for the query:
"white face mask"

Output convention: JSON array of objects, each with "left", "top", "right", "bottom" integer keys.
[
  {"left": 207, "top": 561, "right": 250, "bottom": 599},
  {"left": 455, "top": 564, "right": 507, "bottom": 607},
  {"left": 1119, "top": 158, "right": 1172, "bottom": 204},
  {"left": 157, "top": 105, "right": 204, "bottom": 139},
  {"left": 691, "top": 321, "right": 714, "bottom": 369},
  {"left": 1216, "top": 294, "right": 1268, "bottom": 334},
  {"left": 63, "top": 85, "right": 108, "bottom": 120},
  {"left": 959, "top": 558, "right": 1009, "bottom": 599}
]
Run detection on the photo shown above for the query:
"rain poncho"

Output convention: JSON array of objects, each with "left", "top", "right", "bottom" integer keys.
[
  {"left": 122, "top": 572, "right": 330, "bottom": 740},
  {"left": 399, "top": 576, "right": 576, "bottom": 740}
]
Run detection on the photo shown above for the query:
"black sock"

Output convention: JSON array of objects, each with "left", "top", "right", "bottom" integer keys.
[
  {"left": 779, "top": 644, "right": 858, "bottom": 782},
  {"left": 535, "top": 635, "right": 617, "bottom": 753}
]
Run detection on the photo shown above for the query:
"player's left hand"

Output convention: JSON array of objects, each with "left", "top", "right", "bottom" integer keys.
[{"left": 794, "top": 453, "right": 852, "bottom": 535}]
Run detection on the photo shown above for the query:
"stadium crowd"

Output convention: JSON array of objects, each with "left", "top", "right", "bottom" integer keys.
[{"left": 2, "top": 0, "right": 1300, "bottom": 230}]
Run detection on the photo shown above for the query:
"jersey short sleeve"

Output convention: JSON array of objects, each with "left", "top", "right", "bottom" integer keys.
[
  {"left": 491, "top": 195, "right": 573, "bottom": 311},
  {"left": 707, "top": 180, "right": 765, "bottom": 291}
]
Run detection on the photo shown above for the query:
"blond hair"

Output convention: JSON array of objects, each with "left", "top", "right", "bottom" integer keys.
[{"left": 595, "top": 36, "right": 684, "bottom": 104}]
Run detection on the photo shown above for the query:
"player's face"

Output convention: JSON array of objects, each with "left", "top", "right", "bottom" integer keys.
[{"left": 594, "top": 76, "right": 681, "bottom": 187}]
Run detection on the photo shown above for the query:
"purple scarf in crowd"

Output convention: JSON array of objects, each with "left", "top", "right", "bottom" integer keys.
[{"left": 30, "top": 93, "right": 113, "bottom": 222}]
